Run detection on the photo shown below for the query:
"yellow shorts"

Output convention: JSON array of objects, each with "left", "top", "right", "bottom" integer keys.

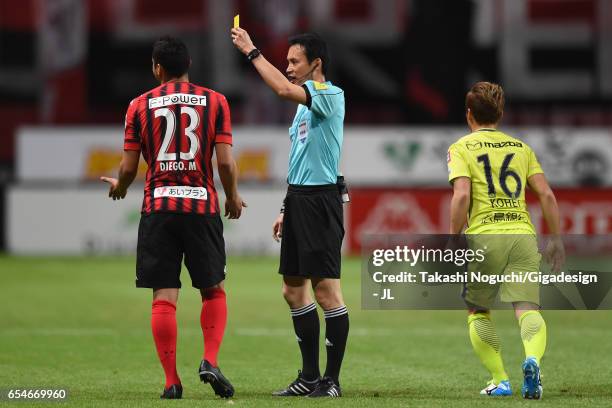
[{"left": 462, "top": 234, "right": 542, "bottom": 309}]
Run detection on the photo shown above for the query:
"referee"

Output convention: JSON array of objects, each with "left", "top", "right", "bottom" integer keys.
[{"left": 232, "top": 29, "right": 348, "bottom": 398}]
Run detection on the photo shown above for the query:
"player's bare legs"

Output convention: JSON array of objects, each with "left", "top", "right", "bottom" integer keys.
[
  {"left": 153, "top": 288, "right": 179, "bottom": 303},
  {"left": 198, "top": 280, "right": 234, "bottom": 398},
  {"left": 282, "top": 276, "right": 313, "bottom": 308},
  {"left": 310, "top": 277, "right": 348, "bottom": 396},
  {"left": 513, "top": 301, "right": 539, "bottom": 319},
  {"left": 151, "top": 288, "right": 181, "bottom": 398},
  {"left": 311, "top": 277, "right": 344, "bottom": 309},
  {"left": 513, "top": 301, "right": 546, "bottom": 399},
  {"left": 200, "top": 281, "right": 224, "bottom": 293},
  {"left": 466, "top": 308, "right": 510, "bottom": 395}
]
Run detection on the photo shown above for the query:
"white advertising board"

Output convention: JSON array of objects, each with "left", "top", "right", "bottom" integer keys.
[
  {"left": 16, "top": 126, "right": 612, "bottom": 186},
  {"left": 340, "top": 127, "right": 612, "bottom": 186},
  {"left": 7, "top": 186, "right": 287, "bottom": 256},
  {"left": 16, "top": 126, "right": 290, "bottom": 184}
]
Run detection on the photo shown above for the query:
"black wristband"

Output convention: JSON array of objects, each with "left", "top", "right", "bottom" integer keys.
[{"left": 247, "top": 48, "right": 261, "bottom": 61}]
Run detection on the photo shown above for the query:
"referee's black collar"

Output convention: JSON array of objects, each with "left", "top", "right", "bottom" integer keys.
[{"left": 475, "top": 128, "right": 497, "bottom": 132}]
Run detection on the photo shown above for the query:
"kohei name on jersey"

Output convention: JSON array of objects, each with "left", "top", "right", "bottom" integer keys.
[{"left": 148, "top": 93, "right": 207, "bottom": 109}]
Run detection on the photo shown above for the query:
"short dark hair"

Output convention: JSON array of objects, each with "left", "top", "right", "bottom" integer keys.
[
  {"left": 288, "top": 32, "right": 329, "bottom": 76},
  {"left": 152, "top": 36, "right": 190, "bottom": 78},
  {"left": 466, "top": 81, "right": 505, "bottom": 124}
]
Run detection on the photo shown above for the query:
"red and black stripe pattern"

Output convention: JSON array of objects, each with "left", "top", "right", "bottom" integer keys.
[{"left": 124, "top": 81, "right": 232, "bottom": 215}]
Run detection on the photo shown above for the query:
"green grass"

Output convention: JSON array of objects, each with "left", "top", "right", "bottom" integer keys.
[{"left": 1, "top": 255, "right": 611, "bottom": 407}]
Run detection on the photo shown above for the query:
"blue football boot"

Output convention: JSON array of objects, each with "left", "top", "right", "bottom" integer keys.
[
  {"left": 521, "top": 357, "right": 543, "bottom": 399},
  {"left": 480, "top": 379, "right": 512, "bottom": 396}
]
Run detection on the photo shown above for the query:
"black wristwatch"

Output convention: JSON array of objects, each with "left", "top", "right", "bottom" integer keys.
[{"left": 247, "top": 48, "right": 262, "bottom": 61}]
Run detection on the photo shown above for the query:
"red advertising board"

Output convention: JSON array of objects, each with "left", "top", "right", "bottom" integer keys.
[{"left": 347, "top": 188, "right": 612, "bottom": 253}]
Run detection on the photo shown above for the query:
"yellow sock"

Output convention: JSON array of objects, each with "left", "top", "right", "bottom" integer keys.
[
  {"left": 468, "top": 313, "right": 508, "bottom": 384},
  {"left": 519, "top": 310, "right": 546, "bottom": 363}
]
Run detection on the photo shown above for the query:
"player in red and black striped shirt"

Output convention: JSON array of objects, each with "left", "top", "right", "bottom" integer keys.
[
  {"left": 123, "top": 75, "right": 233, "bottom": 215},
  {"left": 101, "top": 36, "right": 245, "bottom": 400}
]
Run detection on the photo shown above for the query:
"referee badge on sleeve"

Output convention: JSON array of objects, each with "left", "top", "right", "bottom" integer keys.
[{"left": 313, "top": 81, "right": 328, "bottom": 90}]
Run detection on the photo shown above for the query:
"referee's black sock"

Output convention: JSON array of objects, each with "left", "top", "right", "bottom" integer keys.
[
  {"left": 323, "top": 306, "right": 349, "bottom": 386},
  {"left": 290, "top": 303, "right": 320, "bottom": 381}
]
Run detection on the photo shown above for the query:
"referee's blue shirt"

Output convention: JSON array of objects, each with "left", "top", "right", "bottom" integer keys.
[{"left": 287, "top": 80, "right": 345, "bottom": 185}]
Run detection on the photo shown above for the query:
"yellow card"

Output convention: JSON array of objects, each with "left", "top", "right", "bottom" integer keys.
[{"left": 233, "top": 14, "right": 240, "bottom": 29}]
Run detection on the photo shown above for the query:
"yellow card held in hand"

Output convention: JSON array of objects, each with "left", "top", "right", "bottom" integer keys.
[{"left": 233, "top": 14, "right": 240, "bottom": 29}]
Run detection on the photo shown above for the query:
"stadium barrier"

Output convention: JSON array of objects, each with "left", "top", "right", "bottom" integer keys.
[
  {"left": 348, "top": 188, "right": 612, "bottom": 254},
  {"left": 8, "top": 126, "right": 612, "bottom": 255},
  {"left": 7, "top": 185, "right": 286, "bottom": 255},
  {"left": 16, "top": 126, "right": 612, "bottom": 186},
  {"left": 7, "top": 185, "right": 611, "bottom": 255}
]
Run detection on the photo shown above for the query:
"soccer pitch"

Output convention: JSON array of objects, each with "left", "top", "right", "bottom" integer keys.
[{"left": 1, "top": 255, "right": 611, "bottom": 407}]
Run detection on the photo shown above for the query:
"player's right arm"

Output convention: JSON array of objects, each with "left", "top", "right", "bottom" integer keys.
[
  {"left": 101, "top": 98, "right": 141, "bottom": 200},
  {"left": 447, "top": 143, "right": 472, "bottom": 234},
  {"left": 450, "top": 177, "right": 471, "bottom": 234},
  {"left": 231, "top": 27, "right": 307, "bottom": 105},
  {"left": 528, "top": 173, "right": 565, "bottom": 271},
  {"left": 272, "top": 204, "right": 284, "bottom": 242}
]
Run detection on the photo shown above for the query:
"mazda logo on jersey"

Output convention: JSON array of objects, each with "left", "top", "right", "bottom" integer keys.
[
  {"left": 465, "top": 141, "right": 523, "bottom": 150},
  {"left": 466, "top": 142, "right": 482, "bottom": 151},
  {"left": 484, "top": 141, "right": 523, "bottom": 148},
  {"left": 148, "top": 93, "right": 207, "bottom": 109}
]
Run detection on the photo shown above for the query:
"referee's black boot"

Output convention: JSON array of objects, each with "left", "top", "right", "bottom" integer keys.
[
  {"left": 307, "top": 376, "right": 342, "bottom": 398},
  {"left": 272, "top": 370, "right": 320, "bottom": 396},
  {"left": 198, "top": 359, "right": 235, "bottom": 398},
  {"left": 160, "top": 384, "right": 182, "bottom": 399}
]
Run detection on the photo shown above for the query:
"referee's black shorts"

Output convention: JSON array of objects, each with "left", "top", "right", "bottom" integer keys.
[
  {"left": 136, "top": 213, "right": 226, "bottom": 289},
  {"left": 279, "top": 184, "right": 345, "bottom": 279}
]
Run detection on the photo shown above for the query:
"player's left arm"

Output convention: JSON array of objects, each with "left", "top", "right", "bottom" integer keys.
[
  {"left": 525, "top": 145, "right": 565, "bottom": 271},
  {"left": 231, "top": 27, "right": 307, "bottom": 104},
  {"left": 449, "top": 177, "right": 471, "bottom": 234}
]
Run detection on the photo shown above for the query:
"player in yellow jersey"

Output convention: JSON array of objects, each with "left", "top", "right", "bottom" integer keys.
[{"left": 447, "top": 82, "right": 565, "bottom": 399}]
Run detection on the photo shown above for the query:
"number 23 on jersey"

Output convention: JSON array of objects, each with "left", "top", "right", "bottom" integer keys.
[{"left": 154, "top": 106, "right": 201, "bottom": 172}]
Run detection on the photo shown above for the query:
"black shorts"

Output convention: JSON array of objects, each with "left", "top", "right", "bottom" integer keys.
[
  {"left": 136, "top": 213, "right": 226, "bottom": 289},
  {"left": 279, "top": 184, "right": 344, "bottom": 279}
]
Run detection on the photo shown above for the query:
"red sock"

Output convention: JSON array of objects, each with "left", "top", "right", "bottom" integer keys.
[
  {"left": 200, "top": 288, "right": 227, "bottom": 367},
  {"left": 151, "top": 300, "right": 181, "bottom": 388}
]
